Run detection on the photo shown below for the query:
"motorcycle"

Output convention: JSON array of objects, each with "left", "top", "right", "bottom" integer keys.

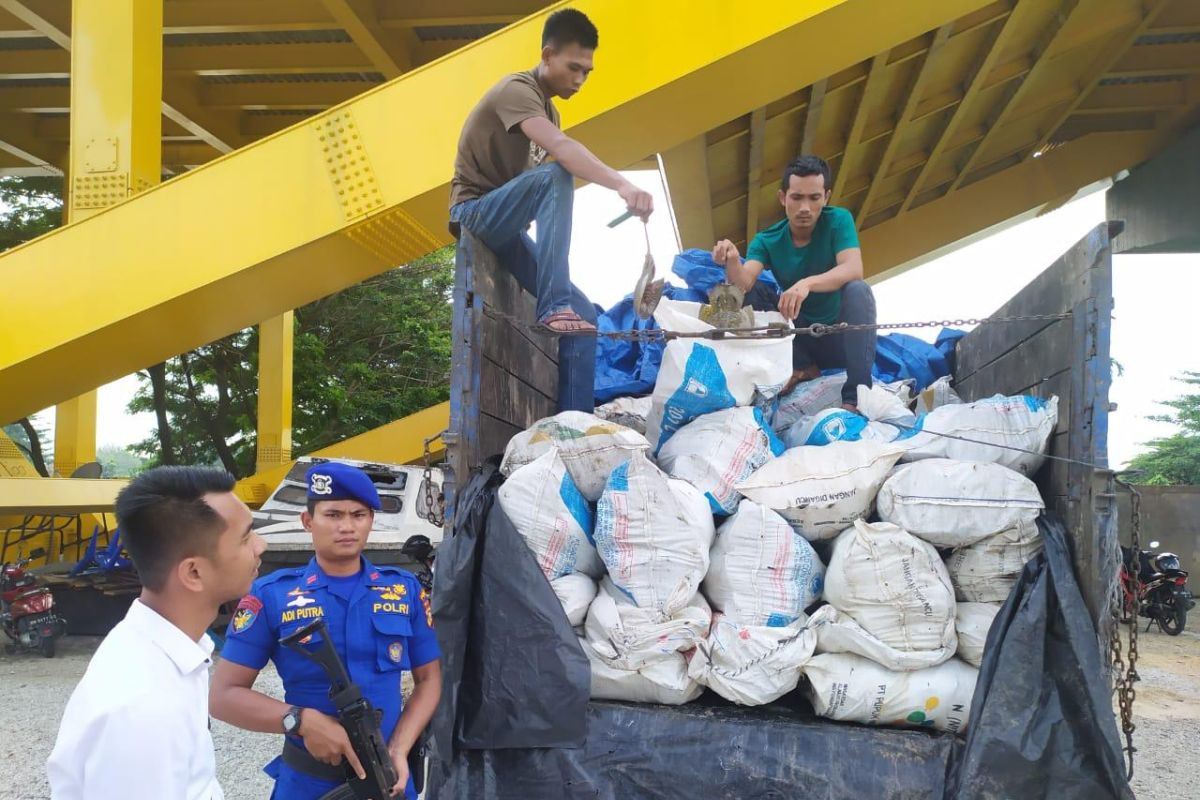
[
  {"left": 1121, "top": 541, "right": 1194, "bottom": 636},
  {"left": 400, "top": 534, "right": 436, "bottom": 593},
  {"left": 2, "top": 553, "right": 68, "bottom": 657}
]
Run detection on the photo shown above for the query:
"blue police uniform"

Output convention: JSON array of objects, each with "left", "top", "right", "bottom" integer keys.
[{"left": 221, "top": 462, "right": 440, "bottom": 800}]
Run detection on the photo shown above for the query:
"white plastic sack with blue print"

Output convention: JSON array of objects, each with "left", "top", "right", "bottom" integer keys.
[
  {"left": 702, "top": 499, "right": 824, "bottom": 628},
  {"left": 497, "top": 449, "right": 603, "bottom": 580},
  {"left": 594, "top": 452, "right": 715, "bottom": 614},
  {"left": 899, "top": 394, "right": 1058, "bottom": 476},
  {"left": 956, "top": 602, "right": 1001, "bottom": 667},
  {"left": 645, "top": 300, "right": 792, "bottom": 455},
  {"left": 657, "top": 407, "right": 785, "bottom": 515},
  {"left": 551, "top": 573, "right": 598, "bottom": 628},
  {"left": 783, "top": 408, "right": 903, "bottom": 449},
  {"left": 736, "top": 440, "right": 906, "bottom": 541},
  {"left": 501, "top": 411, "right": 650, "bottom": 502},
  {"left": 688, "top": 614, "right": 817, "bottom": 706},
  {"left": 771, "top": 374, "right": 913, "bottom": 434},
  {"left": 806, "top": 604, "right": 954, "bottom": 671}
]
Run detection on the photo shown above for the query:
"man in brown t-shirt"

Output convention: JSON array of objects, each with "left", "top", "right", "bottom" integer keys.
[{"left": 449, "top": 8, "right": 653, "bottom": 413}]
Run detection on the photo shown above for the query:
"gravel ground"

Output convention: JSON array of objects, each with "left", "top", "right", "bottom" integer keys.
[{"left": 3, "top": 626, "right": 1197, "bottom": 799}]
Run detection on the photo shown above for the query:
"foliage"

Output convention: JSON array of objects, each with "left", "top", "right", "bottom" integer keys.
[
  {"left": 96, "top": 444, "right": 148, "bottom": 478},
  {"left": 1123, "top": 371, "right": 1200, "bottom": 486},
  {"left": 129, "top": 247, "right": 456, "bottom": 477},
  {"left": 0, "top": 175, "right": 64, "bottom": 250}
]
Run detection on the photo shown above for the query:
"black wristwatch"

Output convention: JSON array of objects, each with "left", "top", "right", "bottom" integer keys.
[{"left": 282, "top": 705, "right": 304, "bottom": 736}]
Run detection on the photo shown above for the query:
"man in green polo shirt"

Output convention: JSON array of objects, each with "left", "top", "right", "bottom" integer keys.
[{"left": 713, "top": 155, "right": 877, "bottom": 410}]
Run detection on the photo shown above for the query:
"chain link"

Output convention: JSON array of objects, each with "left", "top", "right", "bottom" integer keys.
[
  {"left": 489, "top": 306, "right": 1072, "bottom": 342},
  {"left": 422, "top": 430, "right": 447, "bottom": 529},
  {"left": 1112, "top": 476, "right": 1142, "bottom": 780}
]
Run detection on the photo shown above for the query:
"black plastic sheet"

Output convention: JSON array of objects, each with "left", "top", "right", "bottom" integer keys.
[{"left": 947, "top": 516, "right": 1134, "bottom": 800}]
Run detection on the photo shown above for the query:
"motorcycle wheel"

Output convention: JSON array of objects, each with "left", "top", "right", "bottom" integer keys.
[
  {"left": 39, "top": 635, "right": 56, "bottom": 658},
  {"left": 1161, "top": 597, "right": 1186, "bottom": 636}
]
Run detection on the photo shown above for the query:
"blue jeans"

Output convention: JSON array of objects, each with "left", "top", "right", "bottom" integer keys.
[
  {"left": 450, "top": 162, "right": 596, "bottom": 413},
  {"left": 746, "top": 280, "right": 877, "bottom": 405}
]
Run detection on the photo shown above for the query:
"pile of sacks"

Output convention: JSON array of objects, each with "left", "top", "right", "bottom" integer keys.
[{"left": 493, "top": 306, "right": 1057, "bottom": 733}]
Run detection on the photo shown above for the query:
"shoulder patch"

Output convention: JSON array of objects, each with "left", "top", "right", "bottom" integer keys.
[{"left": 231, "top": 595, "right": 263, "bottom": 634}]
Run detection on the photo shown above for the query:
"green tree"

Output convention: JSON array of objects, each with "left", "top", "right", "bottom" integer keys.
[
  {"left": 128, "top": 247, "right": 455, "bottom": 477},
  {"left": 1124, "top": 371, "right": 1200, "bottom": 486},
  {"left": 96, "top": 444, "right": 148, "bottom": 478},
  {"left": 2, "top": 177, "right": 65, "bottom": 461}
]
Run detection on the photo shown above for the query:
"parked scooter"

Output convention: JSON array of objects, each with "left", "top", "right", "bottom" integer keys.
[
  {"left": 1121, "top": 541, "right": 1194, "bottom": 636},
  {"left": 1, "top": 552, "right": 68, "bottom": 657},
  {"left": 401, "top": 534, "right": 436, "bottom": 593}
]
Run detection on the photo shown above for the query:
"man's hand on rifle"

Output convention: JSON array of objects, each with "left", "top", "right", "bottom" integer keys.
[
  {"left": 387, "top": 744, "right": 410, "bottom": 797},
  {"left": 299, "top": 708, "right": 367, "bottom": 780}
]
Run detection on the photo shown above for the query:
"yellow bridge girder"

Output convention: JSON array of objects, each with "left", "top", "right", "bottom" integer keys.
[
  {"left": 0, "top": 0, "right": 992, "bottom": 425},
  {"left": 235, "top": 400, "right": 450, "bottom": 506},
  {"left": 0, "top": 478, "right": 128, "bottom": 515}
]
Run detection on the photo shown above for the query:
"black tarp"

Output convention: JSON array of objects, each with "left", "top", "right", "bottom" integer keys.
[
  {"left": 947, "top": 516, "right": 1134, "bottom": 799},
  {"left": 428, "top": 466, "right": 1134, "bottom": 800}
]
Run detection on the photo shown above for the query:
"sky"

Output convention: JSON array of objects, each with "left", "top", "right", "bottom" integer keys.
[{"left": 28, "top": 170, "right": 1199, "bottom": 470}]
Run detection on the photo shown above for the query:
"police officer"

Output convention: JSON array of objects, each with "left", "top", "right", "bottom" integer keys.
[{"left": 210, "top": 462, "right": 441, "bottom": 799}]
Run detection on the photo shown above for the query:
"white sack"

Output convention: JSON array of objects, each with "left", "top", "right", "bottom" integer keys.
[
  {"left": 551, "top": 573, "right": 598, "bottom": 627},
  {"left": 900, "top": 394, "right": 1058, "bottom": 476},
  {"left": 501, "top": 411, "right": 650, "bottom": 501},
  {"left": 946, "top": 521, "right": 1044, "bottom": 603},
  {"left": 593, "top": 395, "right": 653, "bottom": 435},
  {"left": 702, "top": 499, "right": 824, "bottom": 627},
  {"left": 876, "top": 459, "right": 1044, "bottom": 547},
  {"left": 806, "top": 604, "right": 954, "bottom": 671},
  {"left": 582, "top": 638, "right": 702, "bottom": 705},
  {"left": 803, "top": 653, "right": 978, "bottom": 733},
  {"left": 496, "top": 450, "right": 602, "bottom": 580},
  {"left": 856, "top": 383, "right": 916, "bottom": 424},
  {"left": 736, "top": 440, "right": 905, "bottom": 541},
  {"left": 594, "top": 452, "right": 715, "bottom": 613},
  {"left": 770, "top": 373, "right": 848, "bottom": 432},
  {"left": 688, "top": 614, "right": 816, "bottom": 706},
  {"left": 783, "top": 408, "right": 900, "bottom": 449},
  {"left": 657, "top": 407, "right": 784, "bottom": 515},
  {"left": 646, "top": 300, "right": 792, "bottom": 454},
  {"left": 823, "top": 520, "right": 957, "bottom": 657},
  {"left": 956, "top": 602, "right": 1002, "bottom": 668},
  {"left": 583, "top": 581, "right": 711, "bottom": 671}
]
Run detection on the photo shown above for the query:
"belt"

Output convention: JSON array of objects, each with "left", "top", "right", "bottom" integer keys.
[{"left": 281, "top": 739, "right": 347, "bottom": 782}]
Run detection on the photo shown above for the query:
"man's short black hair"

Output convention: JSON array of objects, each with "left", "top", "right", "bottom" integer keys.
[
  {"left": 542, "top": 8, "right": 598, "bottom": 50},
  {"left": 781, "top": 155, "right": 832, "bottom": 193},
  {"left": 115, "top": 466, "right": 236, "bottom": 592}
]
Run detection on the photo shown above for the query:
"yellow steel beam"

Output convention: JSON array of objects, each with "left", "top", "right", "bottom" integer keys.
[
  {"left": 900, "top": 0, "right": 1029, "bottom": 213},
  {"left": 862, "top": 129, "right": 1160, "bottom": 280},
  {"left": 0, "top": 0, "right": 242, "bottom": 153},
  {"left": 0, "top": 110, "right": 62, "bottom": 170},
  {"left": 198, "top": 80, "right": 371, "bottom": 110},
  {"left": 1149, "top": 0, "right": 1200, "bottom": 34},
  {"left": 744, "top": 107, "right": 766, "bottom": 243},
  {"left": 800, "top": 78, "right": 828, "bottom": 155},
  {"left": 235, "top": 401, "right": 450, "bottom": 506},
  {"left": 164, "top": 0, "right": 332, "bottom": 35},
  {"left": 319, "top": 0, "right": 410, "bottom": 77},
  {"left": 1025, "top": 0, "right": 1172, "bottom": 160},
  {"left": 660, "top": 135, "right": 715, "bottom": 250},
  {"left": 831, "top": 54, "right": 885, "bottom": 204},
  {"left": 858, "top": 23, "right": 952, "bottom": 221},
  {"left": 950, "top": 0, "right": 1088, "bottom": 192},
  {"left": 1107, "top": 40, "right": 1200, "bottom": 79},
  {"left": 0, "top": 429, "right": 37, "bottom": 477},
  {"left": 0, "top": 0, "right": 994, "bottom": 424},
  {"left": 376, "top": 0, "right": 544, "bottom": 28},
  {"left": 1075, "top": 80, "right": 1189, "bottom": 114},
  {"left": 255, "top": 312, "right": 295, "bottom": 475},
  {"left": 0, "top": 477, "right": 128, "bottom": 514},
  {"left": 167, "top": 43, "right": 375, "bottom": 74}
]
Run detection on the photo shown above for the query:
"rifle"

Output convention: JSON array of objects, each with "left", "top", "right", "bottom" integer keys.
[{"left": 281, "top": 619, "right": 399, "bottom": 800}]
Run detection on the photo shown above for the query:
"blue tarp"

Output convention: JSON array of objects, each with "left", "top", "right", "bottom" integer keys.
[{"left": 593, "top": 249, "right": 966, "bottom": 402}]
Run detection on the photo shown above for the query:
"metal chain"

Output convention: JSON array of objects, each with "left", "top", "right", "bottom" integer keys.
[
  {"left": 422, "top": 430, "right": 447, "bottom": 529},
  {"left": 1111, "top": 476, "right": 1142, "bottom": 780},
  {"left": 489, "top": 305, "right": 1072, "bottom": 342}
]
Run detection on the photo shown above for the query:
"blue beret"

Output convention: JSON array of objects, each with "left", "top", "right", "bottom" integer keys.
[{"left": 305, "top": 462, "right": 381, "bottom": 510}]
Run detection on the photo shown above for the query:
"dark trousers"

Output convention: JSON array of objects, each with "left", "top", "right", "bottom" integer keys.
[{"left": 745, "top": 280, "right": 877, "bottom": 405}]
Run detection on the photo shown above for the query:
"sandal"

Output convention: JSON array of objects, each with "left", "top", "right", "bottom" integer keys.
[{"left": 537, "top": 310, "right": 597, "bottom": 335}]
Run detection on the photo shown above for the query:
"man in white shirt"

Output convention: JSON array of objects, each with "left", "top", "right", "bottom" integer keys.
[{"left": 47, "top": 466, "right": 266, "bottom": 800}]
